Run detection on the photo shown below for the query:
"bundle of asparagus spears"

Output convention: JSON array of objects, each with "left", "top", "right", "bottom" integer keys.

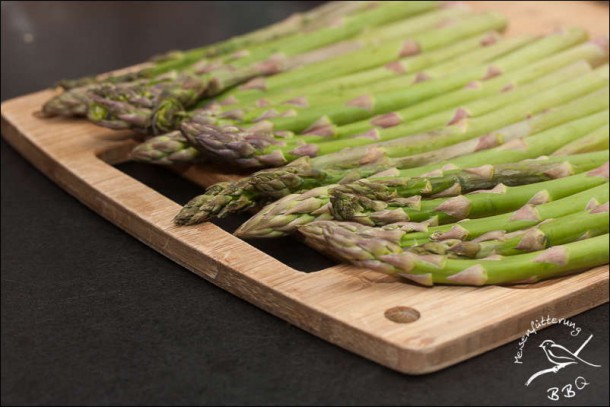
[{"left": 42, "top": 1, "right": 610, "bottom": 286}]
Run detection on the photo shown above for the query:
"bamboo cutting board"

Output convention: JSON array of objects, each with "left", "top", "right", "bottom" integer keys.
[{"left": 1, "top": 1, "right": 608, "bottom": 374}]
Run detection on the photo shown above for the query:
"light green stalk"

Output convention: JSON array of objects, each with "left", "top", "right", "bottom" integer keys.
[
  {"left": 552, "top": 125, "right": 609, "bottom": 156},
  {"left": 436, "top": 205, "right": 609, "bottom": 258},
  {"left": 387, "top": 234, "right": 609, "bottom": 286},
  {"left": 298, "top": 185, "right": 609, "bottom": 285},
  {"left": 55, "top": 1, "right": 375, "bottom": 89},
  {"left": 329, "top": 153, "right": 609, "bottom": 226},
  {"left": 238, "top": 159, "right": 609, "bottom": 237},
  {"left": 228, "top": 109, "right": 609, "bottom": 237},
  {"left": 186, "top": 30, "right": 597, "bottom": 167}
]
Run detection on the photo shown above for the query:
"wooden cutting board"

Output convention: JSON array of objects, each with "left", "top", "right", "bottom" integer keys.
[{"left": 1, "top": 1, "right": 608, "bottom": 375}]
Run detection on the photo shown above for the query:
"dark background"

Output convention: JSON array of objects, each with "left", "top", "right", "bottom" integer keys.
[{"left": 1, "top": 2, "right": 608, "bottom": 405}]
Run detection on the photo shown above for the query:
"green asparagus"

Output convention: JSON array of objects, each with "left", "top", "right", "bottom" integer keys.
[
  {"left": 427, "top": 204, "right": 609, "bottom": 259},
  {"left": 298, "top": 184, "right": 609, "bottom": 285},
  {"left": 228, "top": 108, "right": 608, "bottom": 237}
]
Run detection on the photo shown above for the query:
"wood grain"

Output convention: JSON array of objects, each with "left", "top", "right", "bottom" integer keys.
[{"left": 1, "top": 1, "right": 608, "bottom": 374}]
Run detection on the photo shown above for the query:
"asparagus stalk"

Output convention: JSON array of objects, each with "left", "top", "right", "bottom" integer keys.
[
  {"left": 298, "top": 184, "right": 609, "bottom": 285},
  {"left": 433, "top": 204, "right": 609, "bottom": 259},
  {"left": 404, "top": 234, "right": 610, "bottom": 286},
  {"left": 302, "top": 183, "right": 609, "bottom": 250},
  {"left": 138, "top": 37, "right": 606, "bottom": 165},
  {"left": 130, "top": 28, "right": 506, "bottom": 135},
  {"left": 227, "top": 107, "right": 609, "bottom": 237},
  {"left": 328, "top": 152, "right": 609, "bottom": 227},
  {"left": 382, "top": 121, "right": 598, "bottom": 171},
  {"left": 42, "top": 1, "right": 379, "bottom": 115},
  {"left": 238, "top": 158, "right": 609, "bottom": 237},
  {"left": 55, "top": 1, "right": 374, "bottom": 90},
  {"left": 312, "top": 84, "right": 610, "bottom": 176},
  {"left": 215, "top": 30, "right": 521, "bottom": 121},
  {"left": 330, "top": 151, "right": 608, "bottom": 214},
  {"left": 218, "top": 30, "right": 506, "bottom": 110},
  {"left": 222, "top": 10, "right": 508, "bottom": 103},
  {"left": 217, "top": 1, "right": 442, "bottom": 68},
  {"left": 174, "top": 99, "right": 609, "bottom": 229},
  {"left": 223, "top": 36, "right": 604, "bottom": 143},
  {"left": 265, "top": 116, "right": 610, "bottom": 200},
  {"left": 228, "top": 27, "right": 588, "bottom": 126},
  {"left": 318, "top": 63, "right": 608, "bottom": 160},
  {"left": 84, "top": 2, "right": 469, "bottom": 131},
  {"left": 130, "top": 131, "right": 204, "bottom": 165},
  {"left": 133, "top": 33, "right": 524, "bottom": 164},
  {"left": 552, "top": 124, "right": 610, "bottom": 156},
  {"left": 222, "top": 62, "right": 609, "bottom": 169},
  {"left": 151, "top": 10, "right": 508, "bottom": 133},
  {"left": 392, "top": 234, "right": 609, "bottom": 286},
  {"left": 89, "top": 9, "right": 506, "bottom": 131},
  {"left": 186, "top": 30, "right": 594, "bottom": 166},
  {"left": 134, "top": 32, "right": 528, "bottom": 163}
]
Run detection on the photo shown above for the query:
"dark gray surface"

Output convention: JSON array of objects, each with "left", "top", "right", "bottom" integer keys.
[{"left": 1, "top": 2, "right": 608, "bottom": 405}]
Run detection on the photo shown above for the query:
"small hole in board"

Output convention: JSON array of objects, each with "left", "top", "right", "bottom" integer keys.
[
  {"left": 113, "top": 161, "right": 338, "bottom": 273},
  {"left": 384, "top": 306, "right": 420, "bottom": 323}
]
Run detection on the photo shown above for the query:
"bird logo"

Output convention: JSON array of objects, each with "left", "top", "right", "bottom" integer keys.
[{"left": 525, "top": 334, "right": 601, "bottom": 386}]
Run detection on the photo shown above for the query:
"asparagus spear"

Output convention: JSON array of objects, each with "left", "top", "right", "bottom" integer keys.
[
  {"left": 228, "top": 106, "right": 609, "bottom": 237},
  {"left": 552, "top": 124, "right": 610, "bottom": 156},
  {"left": 264, "top": 117, "right": 610, "bottom": 201},
  {"left": 174, "top": 95, "right": 609, "bottom": 229},
  {"left": 206, "top": 62, "right": 609, "bottom": 169},
  {"left": 221, "top": 10, "right": 508, "bottom": 103},
  {"left": 151, "top": 11, "right": 511, "bottom": 134},
  {"left": 90, "top": 10, "right": 509, "bottom": 134},
  {"left": 215, "top": 1, "right": 442, "bottom": 68},
  {"left": 328, "top": 152, "right": 609, "bottom": 226},
  {"left": 129, "top": 131, "right": 204, "bottom": 165},
  {"left": 309, "top": 84, "right": 609, "bottom": 176},
  {"left": 430, "top": 204, "right": 609, "bottom": 259},
  {"left": 220, "top": 36, "right": 604, "bottom": 142},
  {"left": 387, "top": 234, "right": 609, "bottom": 286},
  {"left": 128, "top": 32, "right": 512, "bottom": 138},
  {"left": 330, "top": 150, "right": 608, "bottom": 214},
  {"left": 302, "top": 183, "right": 610, "bottom": 251},
  {"left": 134, "top": 32, "right": 529, "bottom": 163},
  {"left": 298, "top": 184, "right": 609, "bottom": 285},
  {"left": 217, "top": 30, "right": 506, "bottom": 110},
  {"left": 395, "top": 113, "right": 609, "bottom": 179},
  {"left": 237, "top": 158, "right": 609, "bottom": 237},
  {"left": 225, "top": 27, "right": 589, "bottom": 123},
  {"left": 186, "top": 30, "right": 594, "bottom": 166},
  {"left": 43, "top": 1, "right": 380, "bottom": 115},
  {"left": 56, "top": 1, "right": 374, "bottom": 90},
  {"left": 83, "top": 3, "right": 472, "bottom": 131},
  {"left": 215, "top": 29, "right": 521, "bottom": 121},
  {"left": 137, "top": 37, "right": 606, "bottom": 165}
]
